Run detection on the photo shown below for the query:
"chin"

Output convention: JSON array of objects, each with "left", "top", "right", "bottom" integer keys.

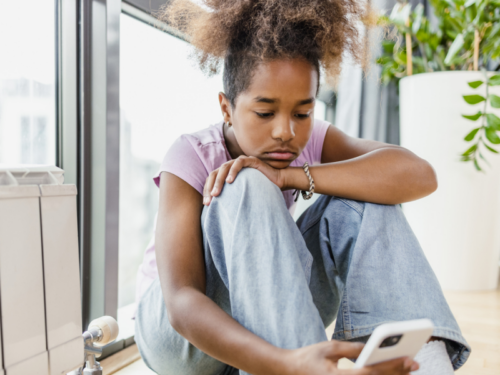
[{"left": 266, "top": 160, "right": 292, "bottom": 169}]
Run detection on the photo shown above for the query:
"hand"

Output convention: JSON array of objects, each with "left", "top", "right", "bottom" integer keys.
[
  {"left": 203, "top": 155, "right": 284, "bottom": 206},
  {"left": 283, "top": 340, "right": 419, "bottom": 375}
]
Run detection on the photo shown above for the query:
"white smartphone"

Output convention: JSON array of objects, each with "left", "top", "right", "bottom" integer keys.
[{"left": 353, "top": 319, "right": 435, "bottom": 368}]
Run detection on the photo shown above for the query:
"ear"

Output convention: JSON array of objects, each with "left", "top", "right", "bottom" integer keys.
[{"left": 218, "top": 92, "right": 232, "bottom": 123}]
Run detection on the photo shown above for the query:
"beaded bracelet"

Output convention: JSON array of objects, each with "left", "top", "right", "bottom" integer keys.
[
  {"left": 301, "top": 162, "right": 315, "bottom": 200},
  {"left": 293, "top": 162, "right": 315, "bottom": 202}
]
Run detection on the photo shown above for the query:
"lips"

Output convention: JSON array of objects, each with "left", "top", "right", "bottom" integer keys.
[{"left": 265, "top": 150, "right": 296, "bottom": 160}]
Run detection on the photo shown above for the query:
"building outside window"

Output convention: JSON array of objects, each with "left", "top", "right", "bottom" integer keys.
[{"left": 0, "top": 1, "right": 56, "bottom": 165}]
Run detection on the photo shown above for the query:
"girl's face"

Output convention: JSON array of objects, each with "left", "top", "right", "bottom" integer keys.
[{"left": 219, "top": 58, "right": 318, "bottom": 169}]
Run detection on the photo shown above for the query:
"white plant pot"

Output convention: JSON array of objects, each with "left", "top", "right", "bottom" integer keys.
[{"left": 400, "top": 71, "right": 500, "bottom": 291}]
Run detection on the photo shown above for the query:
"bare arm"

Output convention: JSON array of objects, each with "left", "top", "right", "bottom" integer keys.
[{"left": 283, "top": 125, "right": 438, "bottom": 204}]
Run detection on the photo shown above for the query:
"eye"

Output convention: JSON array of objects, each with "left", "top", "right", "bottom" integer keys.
[
  {"left": 295, "top": 113, "right": 311, "bottom": 119},
  {"left": 256, "top": 112, "right": 274, "bottom": 118}
]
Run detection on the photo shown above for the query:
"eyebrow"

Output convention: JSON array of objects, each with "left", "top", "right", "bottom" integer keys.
[
  {"left": 253, "top": 96, "right": 315, "bottom": 105},
  {"left": 297, "top": 97, "right": 315, "bottom": 105}
]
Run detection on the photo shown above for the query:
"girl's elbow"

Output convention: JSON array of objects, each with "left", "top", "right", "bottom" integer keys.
[{"left": 422, "top": 161, "right": 438, "bottom": 196}]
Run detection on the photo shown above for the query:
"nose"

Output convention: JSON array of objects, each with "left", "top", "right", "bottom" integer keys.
[{"left": 271, "top": 116, "right": 295, "bottom": 142}]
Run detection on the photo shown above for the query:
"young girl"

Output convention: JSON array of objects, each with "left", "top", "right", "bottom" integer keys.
[{"left": 134, "top": 1, "right": 470, "bottom": 374}]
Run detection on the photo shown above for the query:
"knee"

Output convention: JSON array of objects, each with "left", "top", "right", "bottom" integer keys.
[
  {"left": 203, "top": 168, "right": 289, "bottom": 232},
  {"left": 216, "top": 168, "right": 282, "bottom": 207},
  {"left": 231, "top": 168, "right": 277, "bottom": 191}
]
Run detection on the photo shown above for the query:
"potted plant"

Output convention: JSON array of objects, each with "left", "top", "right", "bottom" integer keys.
[{"left": 377, "top": 0, "right": 500, "bottom": 290}]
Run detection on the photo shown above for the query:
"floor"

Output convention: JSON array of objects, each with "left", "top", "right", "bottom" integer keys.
[{"left": 114, "top": 288, "right": 500, "bottom": 374}]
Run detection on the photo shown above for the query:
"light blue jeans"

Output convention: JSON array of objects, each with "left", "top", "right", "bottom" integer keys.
[{"left": 135, "top": 169, "right": 470, "bottom": 375}]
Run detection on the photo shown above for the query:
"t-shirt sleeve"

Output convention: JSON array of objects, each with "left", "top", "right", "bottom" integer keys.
[
  {"left": 301, "top": 120, "right": 330, "bottom": 165},
  {"left": 153, "top": 135, "right": 208, "bottom": 195}
]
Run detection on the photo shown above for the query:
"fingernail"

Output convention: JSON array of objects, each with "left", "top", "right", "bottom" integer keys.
[
  {"left": 211, "top": 187, "right": 217, "bottom": 195},
  {"left": 203, "top": 197, "right": 208, "bottom": 205},
  {"left": 411, "top": 362, "right": 419, "bottom": 371},
  {"left": 226, "top": 176, "right": 232, "bottom": 183}
]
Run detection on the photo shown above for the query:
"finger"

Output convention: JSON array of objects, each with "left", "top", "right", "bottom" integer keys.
[
  {"left": 340, "top": 367, "right": 372, "bottom": 375},
  {"left": 211, "top": 162, "right": 232, "bottom": 196},
  {"left": 342, "top": 359, "right": 414, "bottom": 375},
  {"left": 226, "top": 157, "right": 247, "bottom": 183},
  {"left": 366, "top": 356, "right": 417, "bottom": 374},
  {"left": 227, "top": 155, "right": 264, "bottom": 182},
  {"left": 203, "top": 170, "right": 218, "bottom": 205},
  {"left": 326, "top": 341, "right": 365, "bottom": 361}
]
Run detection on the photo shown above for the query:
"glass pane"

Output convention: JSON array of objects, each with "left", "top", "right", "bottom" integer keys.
[
  {"left": 0, "top": 1, "right": 56, "bottom": 165},
  {"left": 119, "top": 14, "right": 225, "bottom": 309},
  {"left": 119, "top": 14, "right": 329, "bottom": 310}
]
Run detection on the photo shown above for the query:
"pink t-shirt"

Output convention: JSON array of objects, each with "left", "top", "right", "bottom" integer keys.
[{"left": 135, "top": 119, "right": 330, "bottom": 305}]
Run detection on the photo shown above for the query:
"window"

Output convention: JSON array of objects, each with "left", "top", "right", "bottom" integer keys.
[
  {"left": 119, "top": 13, "right": 225, "bottom": 310},
  {"left": 0, "top": 1, "right": 56, "bottom": 165}
]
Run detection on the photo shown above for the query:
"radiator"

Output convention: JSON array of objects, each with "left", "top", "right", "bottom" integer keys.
[{"left": 0, "top": 166, "right": 83, "bottom": 375}]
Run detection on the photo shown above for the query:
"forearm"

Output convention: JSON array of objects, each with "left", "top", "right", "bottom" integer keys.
[
  {"left": 284, "top": 147, "right": 437, "bottom": 205},
  {"left": 167, "top": 287, "right": 288, "bottom": 375}
]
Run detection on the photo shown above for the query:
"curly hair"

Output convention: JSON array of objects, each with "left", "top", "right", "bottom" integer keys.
[{"left": 157, "top": 0, "right": 373, "bottom": 107}]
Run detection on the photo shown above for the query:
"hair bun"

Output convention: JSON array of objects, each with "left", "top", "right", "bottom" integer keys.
[{"left": 158, "top": 0, "right": 373, "bottom": 86}]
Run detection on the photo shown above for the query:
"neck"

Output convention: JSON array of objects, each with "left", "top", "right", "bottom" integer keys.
[{"left": 223, "top": 121, "right": 245, "bottom": 160}]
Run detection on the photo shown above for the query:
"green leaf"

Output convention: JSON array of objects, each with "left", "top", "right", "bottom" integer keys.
[
  {"left": 488, "top": 75, "right": 500, "bottom": 86},
  {"left": 489, "top": 94, "right": 500, "bottom": 108},
  {"left": 463, "top": 95, "right": 486, "bottom": 104},
  {"left": 464, "top": 128, "right": 480, "bottom": 141},
  {"left": 479, "top": 152, "right": 491, "bottom": 167},
  {"left": 462, "top": 111, "right": 482, "bottom": 120},
  {"left": 464, "top": 0, "right": 477, "bottom": 7},
  {"left": 444, "top": 33, "right": 464, "bottom": 65},
  {"left": 412, "top": 4, "right": 424, "bottom": 34},
  {"left": 428, "top": 34, "right": 440, "bottom": 50},
  {"left": 474, "top": 158, "right": 482, "bottom": 171},
  {"left": 485, "top": 128, "right": 500, "bottom": 144},
  {"left": 468, "top": 80, "right": 484, "bottom": 89},
  {"left": 390, "top": 3, "right": 412, "bottom": 26},
  {"left": 462, "top": 144, "right": 478, "bottom": 155},
  {"left": 487, "top": 113, "right": 500, "bottom": 130},
  {"left": 489, "top": 23, "right": 500, "bottom": 37},
  {"left": 484, "top": 143, "right": 499, "bottom": 154},
  {"left": 381, "top": 40, "right": 395, "bottom": 54},
  {"left": 416, "top": 29, "right": 430, "bottom": 43}
]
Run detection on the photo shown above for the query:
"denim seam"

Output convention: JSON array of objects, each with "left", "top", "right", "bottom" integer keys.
[
  {"left": 340, "top": 289, "right": 352, "bottom": 340},
  {"left": 336, "top": 198, "right": 364, "bottom": 217}
]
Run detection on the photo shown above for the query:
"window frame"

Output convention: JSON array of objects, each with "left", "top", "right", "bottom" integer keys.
[
  {"left": 57, "top": 0, "right": 123, "bottom": 358},
  {"left": 56, "top": 0, "right": 188, "bottom": 359}
]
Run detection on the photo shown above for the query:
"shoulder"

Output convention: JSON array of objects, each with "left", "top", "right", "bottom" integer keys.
[
  {"left": 181, "top": 122, "right": 225, "bottom": 148},
  {"left": 154, "top": 121, "right": 228, "bottom": 194},
  {"left": 167, "top": 121, "right": 226, "bottom": 160}
]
